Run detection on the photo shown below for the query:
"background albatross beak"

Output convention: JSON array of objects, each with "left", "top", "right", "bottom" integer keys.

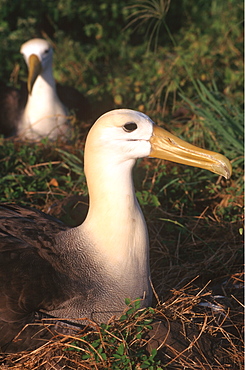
[
  {"left": 149, "top": 125, "right": 232, "bottom": 179},
  {"left": 27, "top": 54, "right": 42, "bottom": 94}
]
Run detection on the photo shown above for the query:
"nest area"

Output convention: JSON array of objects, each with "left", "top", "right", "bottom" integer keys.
[
  {"left": 0, "top": 217, "right": 243, "bottom": 369},
  {"left": 0, "top": 271, "right": 243, "bottom": 369}
]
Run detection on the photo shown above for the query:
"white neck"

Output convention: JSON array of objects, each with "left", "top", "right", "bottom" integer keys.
[{"left": 79, "top": 153, "right": 151, "bottom": 300}]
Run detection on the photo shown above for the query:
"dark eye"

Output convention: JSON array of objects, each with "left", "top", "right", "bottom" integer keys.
[
  {"left": 123, "top": 122, "right": 137, "bottom": 132},
  {"left": 44, "top": 49, "right": 49, "bottom": 54}
]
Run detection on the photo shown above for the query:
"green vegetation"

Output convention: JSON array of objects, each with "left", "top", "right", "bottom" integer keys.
[
  {"left": 0, "top": 0, "right": 243, "bottom": 368},
  {"left": 64, "top": 300, "right": 161, "bottom": 369}
]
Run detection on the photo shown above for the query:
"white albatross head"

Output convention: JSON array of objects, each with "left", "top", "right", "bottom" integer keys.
[
  {"left": 20, "top": 38, "right": 54, "bottom": 94},
  {"left": 85, "top": 109, "right": 232, "bottom": 179}
]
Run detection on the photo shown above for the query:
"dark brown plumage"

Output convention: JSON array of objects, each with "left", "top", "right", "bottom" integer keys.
[
  {"left": 0, "top": 82, "right": 27, "bottom": 137},
  {"left": 0, "top": 204, "right": 68, "bottom": 350}
]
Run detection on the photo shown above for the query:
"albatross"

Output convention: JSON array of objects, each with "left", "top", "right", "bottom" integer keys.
[
  {"left": 18, "top": 38, "right": 69, "bottom": 140},
  {"left": 0, "top": 38, "right": 90, "bottom": 140},
  {"left": 0, "top": 109, "right": 231, "bottom": 351}
]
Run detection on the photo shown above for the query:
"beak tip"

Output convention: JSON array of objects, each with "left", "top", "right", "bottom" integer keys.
[
  {"left": 224, "top": 166, "right": 232, "bottom": 180},
  {"left": 212, "top": 154, "right": 232, "bottom": 179}
]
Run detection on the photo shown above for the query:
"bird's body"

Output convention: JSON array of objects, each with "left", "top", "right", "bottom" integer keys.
[
  {"left": 18, "top": 74, "right": 68, "bottom": 140},
  {"left": 0, "top": 38, "right": 90, "bottom": 140},
  {"left": 0, "top": 109, "right": 231, "bottom": 351}
]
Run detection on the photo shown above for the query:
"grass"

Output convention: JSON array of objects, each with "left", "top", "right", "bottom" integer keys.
[
  {"left": 125, "top": 0, "right": 171, "bottom": 52},
  {"left": 179, "top": 80, "right": 244, "bottom": 162}
]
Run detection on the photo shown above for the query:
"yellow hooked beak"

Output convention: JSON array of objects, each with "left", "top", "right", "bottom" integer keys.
[
  {"left": 149, "top": 125, "right": 232, "bottom": 179},
  {"left": 27, "top": 54, "right": 42, "bottom": 94}
]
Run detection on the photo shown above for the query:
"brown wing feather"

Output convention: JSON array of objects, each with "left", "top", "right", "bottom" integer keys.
[
  {"left": 0, "top": 204, "right": 71, "bottom": 348},
  {"left": 0, "top": 81, "right": 27, "bottom": 137}
]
